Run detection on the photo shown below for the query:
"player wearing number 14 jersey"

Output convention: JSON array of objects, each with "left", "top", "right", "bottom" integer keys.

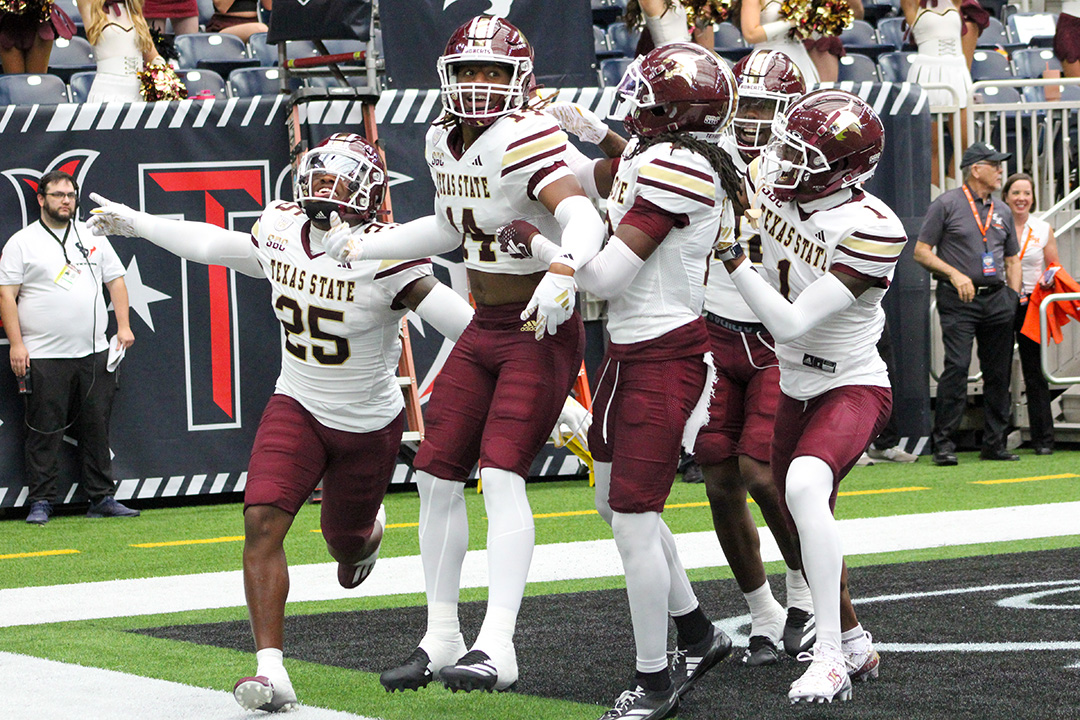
[
  {"left": 86, "top": 133, "right": 476, "bottom": 713},
  {"left": 323, "top": 15, "right": 605, "bottom": 694}
]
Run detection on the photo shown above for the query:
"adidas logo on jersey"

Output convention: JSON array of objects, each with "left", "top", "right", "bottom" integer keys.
[
  {"left": 471, "top": 156, "right": 483, "bottom": 167},
  {"left": 520, "top": 319, "right": 540, "bottom": 333}
]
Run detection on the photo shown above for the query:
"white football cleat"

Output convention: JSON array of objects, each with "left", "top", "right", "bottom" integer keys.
[
  {"left": 233, "top": 675, "right": 299, "bottom": 713},
  {"left": 844, "top": 630, "right": 881, "bottom": 682},
  {"left": 788, "top": 645, "right": 852, "bottom": 705}
]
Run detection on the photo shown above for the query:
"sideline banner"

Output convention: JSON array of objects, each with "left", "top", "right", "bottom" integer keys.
[{"left": 380, "top": 0, "right": 595, "bottom": 90}]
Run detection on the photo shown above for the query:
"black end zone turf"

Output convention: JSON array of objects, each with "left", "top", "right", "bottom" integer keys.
[{"left": 139, "top": 547, "right": 1080, "bottom": 719}]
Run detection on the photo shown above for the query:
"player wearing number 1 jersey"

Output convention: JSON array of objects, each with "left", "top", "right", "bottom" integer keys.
[
  {"left": 323, "top": 15, "right": 605, "bottom": 693},
  {"left": 86, "top": 133, "right": 476, "bottom": 713},
  {"left": 718, "top": 89, "right": 905, "bottom": 704}
]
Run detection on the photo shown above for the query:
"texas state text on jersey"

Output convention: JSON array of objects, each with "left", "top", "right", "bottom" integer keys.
[
  {"left": 250, "top": 201, "right": 432, "bottom": 432},
  {"left": 426, "top": 109, "right": 571, "bottom": 274}
]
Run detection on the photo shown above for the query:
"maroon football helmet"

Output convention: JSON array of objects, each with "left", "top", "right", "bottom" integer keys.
[
  {"left": 731, "top": 49, "right": 806, "bottom": 159},
  {"left": 761, "top": 89, "right": 884, "bottom": 203},
  {"left": 295, "top": 133, "right": 386, "bottom": 222},
  {"left": 616, "top": 42, "right": 737, "bottom": 139},
  {"left": 437, "top": 15, "right": 534, "bottom": 126}
]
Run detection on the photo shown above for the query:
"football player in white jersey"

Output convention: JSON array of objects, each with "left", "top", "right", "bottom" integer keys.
[
  {"left": 501, "top": 43, "right": 741, "bottom": 720},
  {"left": 699, "top": 48, "right": 815, "bottom": 666},
  {"left": 323, "top": 16, "right": 606, "bottom": 693},
  {"left": 717, "top": 89, "right": 905, "bottom": 704},
  {"left": 86, "top": 133, "right": 476, "bottom": 713}
]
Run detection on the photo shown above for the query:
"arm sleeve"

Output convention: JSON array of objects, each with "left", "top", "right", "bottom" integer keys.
[
  {"left": 729, "top": 261, "right": 856, "bottom": 344},
  {"left": 132, "top": 213, "right": 265, "bottom": 278},
  {"left": 352, "top": 215, "right": 461, "bottom": 261},
  {"left": 564, "top": 236, "right": 645, "bottom": 300},
  {"left": 561, "top": 143, "right": 602, "bottom": 200},
  {"left": 413, "top": 282, "right": 475, "bottom": 342},
  {"left": 552, "top": 194, "right": 605, "bottom": 270}
]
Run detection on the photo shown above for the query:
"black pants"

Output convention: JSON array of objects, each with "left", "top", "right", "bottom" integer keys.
[
  {"left": 24, "top": 351, "right": 118, "bottom": 504},
  {"left": 933, "top": 284, "right": 1017, "bottom": 453},
  {"left": 1015, "top": 303, "right": 1055, "bottom": 450}
]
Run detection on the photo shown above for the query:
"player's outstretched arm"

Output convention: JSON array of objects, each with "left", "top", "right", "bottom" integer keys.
[
  {"left": 323, "top": 214, "right": 460, "bottom": 264},
  {"left": 87, "top": 193, "right": 264, "bottom": 278},
  {"left": 727, "top": 262, "right": 862, "bottom": 343},
  {"left": 404, "top": 276, "right": 475, "bottom": 343}
]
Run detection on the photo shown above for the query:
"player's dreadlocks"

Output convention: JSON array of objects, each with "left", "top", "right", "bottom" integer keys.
[{"left": 628, "top": 131, "right": 747, "bottom": 215}]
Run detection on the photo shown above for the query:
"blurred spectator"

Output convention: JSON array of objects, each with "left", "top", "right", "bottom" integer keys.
[
  {"left": 959, "top": 0, "right": 988, "bottom": 70},
  {"left": 623, "top": 0, "right": 715, "bottom": 56},
  {"left": 205, "top": 0, "right": 268, "bottom": 43},
  {"left": 1003, "top": 172, "right": 1060, "bottom": 455},
  {"left": 903, "top": 0, "right": 971, "bottom": 188},
  {"left": 1055, "top": 2, "right": 1080, "bottom": 78},
  {"left": 739, "top": 0, "right": 819, "bottom": 84},
  {"left": 80, "top": 0, "right": 164, "bottom": 102},
  {"left": 805, "top": 0, "right": 863, "bottom": 83},
  {"left": 144, "top": 0, "right": 198, "bottom": 36},
  {"left": 0, "top": 0, "right": 76, "bottom": 74}
]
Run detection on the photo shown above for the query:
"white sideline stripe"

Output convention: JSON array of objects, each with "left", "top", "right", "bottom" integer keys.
[
  {"left": 0, "top": 652, "right": 378, "bottom": 720},
  {"left": 0, "top": 502, "right": 1077, "bottom": 629}
]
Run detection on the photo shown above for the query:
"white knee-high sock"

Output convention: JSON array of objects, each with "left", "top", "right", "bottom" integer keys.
[
  {"left": 612, "top": 510, "right": 670, "bottom": 674},
  {"left": 597, "top": 462, "right": 697, "bottom": 618},
  {"left": 784, "top": 456, "right": 843, "bottom": 652},
  {"left": 474, "top": 467, "right": 534, "bottom": 650},
  {"left": 416, "top": 471, "right": 468, "bottom": 642}
]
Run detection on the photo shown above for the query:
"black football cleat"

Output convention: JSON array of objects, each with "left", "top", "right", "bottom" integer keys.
[
  {"left": 440, "top": 648, "right": 518, "bottom": 693},
  {"left": 598, "top": 684, "right": 678, "bottom": 720},
  {"left": 783, "top": 607, "right": 817, "bottom": 658},
  {"left": 380, "top": 647, "right": 435, "bottom": 692},
  {"left": 669, "top": 622, "right": 732, "bottom": 697},
  {"left": 742, "top": 635, "right": 781, "bottom": 667}
]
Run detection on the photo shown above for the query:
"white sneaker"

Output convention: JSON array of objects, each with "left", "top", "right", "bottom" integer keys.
[
  {"left": 843, "top": 631, "right": 880, "bottom": 682},
  {"left": 855, "top": 452, "right": 875, "bottom": 466},
  {"left": 867, "top": 446, "right": 918, "bottom": 463},
  {"left": 788, "top": 645, "right": 852, "bottom": 704},
  {"left": 233, "top": 675, "right": 299, "bottom": 712}
]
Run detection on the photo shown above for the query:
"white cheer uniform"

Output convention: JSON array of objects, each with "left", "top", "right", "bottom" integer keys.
[{"left": 249, "top": 202, "right": 432, "bottom": 432}]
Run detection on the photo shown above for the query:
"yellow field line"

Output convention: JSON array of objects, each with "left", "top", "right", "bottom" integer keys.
[
  {"left": 0, "top": 549, "right": 80, "bottom": 560},
  {"left": 839, "top": 486, "right": 930, "bottom": 496},
  {"left": 971, "top": 473, "right": 1078, "bottom": 485},
  {"left": 130, "top": 536, "right": 244, "bottom": 548}
]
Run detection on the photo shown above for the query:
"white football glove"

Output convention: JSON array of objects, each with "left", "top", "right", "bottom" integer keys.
[
  {"left": 323, "top": 211, "right": 363, "bottom": 263},
  {"left": 87, "top": 192, "right": 140, "bottom": 237},
  {"left": 522, "top": 271, "right": 576, "bottom": 341},
  {"left": 550, "top": 396, "right": 592, "bottom": 450},
  {"left": 545, "top": 101, "right": 609, "bottom": 145}
]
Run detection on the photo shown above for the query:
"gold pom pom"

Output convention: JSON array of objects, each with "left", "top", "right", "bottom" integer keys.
[{"left": 781, "top": 0, "right": 854, "bottom": 40}]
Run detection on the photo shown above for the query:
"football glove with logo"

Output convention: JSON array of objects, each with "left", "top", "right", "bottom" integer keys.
[
  {"left": 497, "top": 219, "right": 539, "bottom": 259},
  {"left": 323, "top": 212, "right": 363, "bottom": 262},
  {"left": 522, "top": 271, "right": 576, "bottom": 341},
  {"left": 87, "top": 193, "right": 140, "bottom": 237},
  {"left": 545, "top": 101, "right": 609, "bottom": 145}
]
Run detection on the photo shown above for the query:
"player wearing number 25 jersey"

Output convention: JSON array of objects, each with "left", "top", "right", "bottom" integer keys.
[
  {"left": 322, "top": 15, "right": 606, "bottom": 694},
  {"left": 86, "top": 133, "right": 476, "bottom": 713}
]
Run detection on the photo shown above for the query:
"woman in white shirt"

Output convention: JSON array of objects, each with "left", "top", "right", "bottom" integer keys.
[
  {"left": 1004, "top": 172, "right": 1061, "bottom": 455},
  {"left": 623, "top": 0, "right": 715, "bottom": 55},
  {"left": 79, "top": 0, "right": 163, "bottom": 102},
  {"left": 739, "top": 0, "right": 820, "bottom": 84}
]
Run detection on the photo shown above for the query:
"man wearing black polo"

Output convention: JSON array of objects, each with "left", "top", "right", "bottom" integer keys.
[{"left": 914, "top": 142, "right": 1022, "bottom": 466}]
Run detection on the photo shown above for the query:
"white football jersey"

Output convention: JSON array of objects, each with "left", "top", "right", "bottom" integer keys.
[
  {"left": 426, "top": 110, "right": 572, "bottom": 274},
  {"left": 250, "top": 201, "right": 433, "bottom": 432},
  {"left": 705, "top": 137, "right": 761, "bottom": 323},
  {"left": 605, "top": 139, "right": 729, "bottom": 344},
  {"left": 753, "top": 183, "right": 907, "bottom": 399}
]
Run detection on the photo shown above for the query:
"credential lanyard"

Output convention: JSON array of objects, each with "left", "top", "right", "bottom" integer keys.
[
  {"left": 961, "top": 185, "right": 992, "bottom": 250},
  {"left": 40, "top": 219, "right": 73, "bottom": 264},
  {"left": 1018, "top": 225, "right": 1034, "bottom": 260}
]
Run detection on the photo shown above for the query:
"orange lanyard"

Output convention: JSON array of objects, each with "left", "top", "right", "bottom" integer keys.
[
  {"left": 962, "top": 185, "right": 991, "bottom": 249},
  {"left": 1018, "top": 225, "right": 1034, "bottom": 260}
]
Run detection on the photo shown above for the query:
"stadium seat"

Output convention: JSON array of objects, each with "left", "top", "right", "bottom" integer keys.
[
  {"left": 68, "top": 70, "right": 96, "bottom": 103},
  {"left": 48, "top": 36, "right": 95, "bottom": 82},
  {"left": 594, "top": 25, "right": 618, "bottom": 58},
  {"left": 197, "top": 0, "right": 215, "bottom": 28},
  {"left": 248, "top": 33, "right": 320, "bottom": 67},
  {"left": 974, "top": 84, "right": 1022, "bottom": 105},
  {"left": 838, "top": 53, "right": 880, "bottom": 83},
  {"left": 840, "top": 19, "right": 877, "bottom": 46},
  {"left": 1006, "top": 12, "right": 1057, "bottom": 45},
  {"left": 1020, "top": 84, "right": 1080, "bottom": 103},
  {"left": 175, "top": 33, "right": 257, "bottom": 77},
  {"left": 599, "top": 57, "right": 632, "bottom": 88},
  {"left": 591, "top": 0, "right": 623, "bottom": 28},
  {"left": 877, "top": 51, "right": 916, "bottom": 83},
  {"left": 228, "top": 67, "right": 292, "bottom": 97},
  {"left": 0, "top": 74, "right": 70, "bottom": 105},
  {"left": 970, "top": 49, "right": 1013, "bottom": 81},
  {"left": 178, "top": 68, "right": 227, "bottom": 99},
  {"left": 1011, "top": 47, "right": 1062, "bottom": 79},
  {"left": 714, "top": 22, "right": 745, "bottom": 51},
  {"left": 606, "top": 22, "right": 640, "bottom": 57},
  {"left": 876, "top": 17, "right": 909, "bottom": 50},
  {"left": 977, "top": 17, "right": 1010, "bottom": 48}
]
